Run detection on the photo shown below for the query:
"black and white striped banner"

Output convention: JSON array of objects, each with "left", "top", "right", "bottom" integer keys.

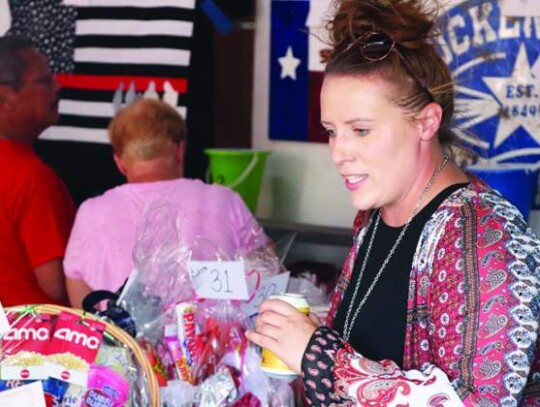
[{"left": 7, "top": 0, "right": 196, "bottom": 143}]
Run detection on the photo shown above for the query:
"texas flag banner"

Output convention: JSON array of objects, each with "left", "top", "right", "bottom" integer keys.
[
  {"left": 5, "top": 0, "right": 195, "bottom": 144},
  {"left": 269, "top": 0, "right": 333, "bottom": 143}
]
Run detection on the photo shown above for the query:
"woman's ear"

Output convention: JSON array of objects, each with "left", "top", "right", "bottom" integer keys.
[
  {"left": 113, "top": 153, "right": 128, "bottom": 176},
  {"left": 417, "top": 102, "right": 443, "bottom": 142},
  {"left": 175, "top": 140, "right": 185, "bottom": 164}
]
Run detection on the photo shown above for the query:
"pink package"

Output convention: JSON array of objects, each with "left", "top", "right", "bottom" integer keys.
[{"left": 82, "top": 364, "right": 130, "bottom": 407}]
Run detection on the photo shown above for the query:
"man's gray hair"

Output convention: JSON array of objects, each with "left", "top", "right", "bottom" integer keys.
[{"left": 0, "top": 36, "right": 35, "bottom": 90}]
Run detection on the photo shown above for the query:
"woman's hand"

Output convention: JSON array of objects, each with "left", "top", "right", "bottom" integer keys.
[{"left": 246, "top": 298, "right": 322, "bottom": 374}]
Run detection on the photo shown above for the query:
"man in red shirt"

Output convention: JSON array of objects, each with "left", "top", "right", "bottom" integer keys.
[{"left": 0, "top": 36, "right": 75, "bottom": 306}]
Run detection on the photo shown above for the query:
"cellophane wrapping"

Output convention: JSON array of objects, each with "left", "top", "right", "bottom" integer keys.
[{"left": 115, "top": 205, "right": 294, "bottom": 406}]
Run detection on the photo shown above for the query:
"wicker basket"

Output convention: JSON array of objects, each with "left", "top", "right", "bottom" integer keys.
[{"left": 4, "top": 304, "right": 160, "bottom": 406}]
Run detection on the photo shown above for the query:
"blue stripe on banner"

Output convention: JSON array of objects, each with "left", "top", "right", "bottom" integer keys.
[{"left": 269, "top": 0, "right": 310, "bottom": 142}]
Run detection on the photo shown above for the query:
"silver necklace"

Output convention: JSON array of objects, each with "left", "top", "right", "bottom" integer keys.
[{"left": 342, "top": 155, "right": 450, "bottom": 341}]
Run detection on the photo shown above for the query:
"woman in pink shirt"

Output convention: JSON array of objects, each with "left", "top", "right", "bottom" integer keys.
[{"left": 64, "top": 99, "right": 269, "bottom": 308}]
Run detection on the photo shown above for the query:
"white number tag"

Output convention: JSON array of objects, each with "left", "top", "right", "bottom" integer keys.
[
  {"left": 241, "top": 272, "right": 290, "bottom": 316},
  {"left": 188, "top": 260, "right": 249, "bottom": 300}
]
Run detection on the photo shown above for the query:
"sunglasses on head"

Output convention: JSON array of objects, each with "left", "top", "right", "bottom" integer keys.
[
  {"left": 350, "top": 31, "right": 434, "bottom": 100},
  {"left": 357, "top": 31, "right": 395, "bottom": 61},
  {"left": 344, "top": 31, "right": 395, "bottom": 61}
]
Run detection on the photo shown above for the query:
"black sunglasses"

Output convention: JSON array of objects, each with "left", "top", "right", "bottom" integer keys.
[
  {"left": 357, "top": 31, "right": 396, "bottom": 61},
  {"left": 349, "top": 31, "right": 434, "bottom": 100}
]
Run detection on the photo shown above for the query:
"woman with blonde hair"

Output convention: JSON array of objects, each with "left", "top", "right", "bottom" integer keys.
[{"left": 65, "top": 99, "right": 270, "bottom": 309}]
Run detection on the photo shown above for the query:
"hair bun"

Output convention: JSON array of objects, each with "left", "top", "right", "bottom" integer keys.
[{"left": 328, "top": 0, "right": 438, "bottom": 52}]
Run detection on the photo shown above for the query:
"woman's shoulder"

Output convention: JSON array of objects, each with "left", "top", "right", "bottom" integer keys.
[
  {"left": 430, "top": 176, "right": 538, "bottom": 244},
  {"left": 438, "top": 177, "right": 525, "bottom": 219},
  {"left": 438, "top": 176, "right": 493, "bottom": 208}
]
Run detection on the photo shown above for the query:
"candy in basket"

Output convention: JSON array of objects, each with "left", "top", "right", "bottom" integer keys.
[
  {"left": 157, "top": 300, "right": 294, "bottom": 407},
  {"left": 0, "top": 305, "right": 160, "bottom": 406},
  {"left": 114, "top": 208, "right": 293, "bottom": 406},
  {"left": 117, "top": 205, "right": 231, "bottom": 343}
]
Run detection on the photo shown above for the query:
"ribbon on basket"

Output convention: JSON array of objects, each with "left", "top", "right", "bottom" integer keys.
[{"left": 82, "top": 290, "right": 137, "bottom": 338}]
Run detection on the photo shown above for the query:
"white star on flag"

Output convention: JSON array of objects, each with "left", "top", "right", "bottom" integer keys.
[
  {"left": 278, "top": 46, "right": 301, "bottom": 80},
  {"left": 483, "top": 43, "right": 540, "bottom": 148}
]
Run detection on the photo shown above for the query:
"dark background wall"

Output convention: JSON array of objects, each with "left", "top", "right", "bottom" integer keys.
[
  {"left": 36, "top": 0, "right": 255, "bottom": 207},
  {"left": 212, "top": 0, "right": 255, "bottom": 150}
]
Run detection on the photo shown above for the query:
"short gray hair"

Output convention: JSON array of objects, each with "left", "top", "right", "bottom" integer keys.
[{"left": 0, "top": 36, "right": 35, "bottom": 90}]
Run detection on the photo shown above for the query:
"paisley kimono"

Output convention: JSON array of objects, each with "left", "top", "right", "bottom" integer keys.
[{"left": 301, "top": 177, "right": 540, "bottom": 406}]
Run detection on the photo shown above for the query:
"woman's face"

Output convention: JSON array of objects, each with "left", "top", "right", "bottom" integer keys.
[{"left": 321, "top": 74, "right": 423, "bottom": 212}]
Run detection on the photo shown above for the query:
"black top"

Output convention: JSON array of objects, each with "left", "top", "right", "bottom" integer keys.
[{"left": 333, "top": 183, "right": 468, "bottom": 367}]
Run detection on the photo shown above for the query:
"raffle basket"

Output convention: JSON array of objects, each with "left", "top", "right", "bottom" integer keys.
[{"left": 1, "top": 304, "right": 160, "bottom": 406}]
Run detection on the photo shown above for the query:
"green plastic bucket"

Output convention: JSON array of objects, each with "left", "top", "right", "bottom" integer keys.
[{"left": 205, "top": 149, "right": 270, "bottom": 213}]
